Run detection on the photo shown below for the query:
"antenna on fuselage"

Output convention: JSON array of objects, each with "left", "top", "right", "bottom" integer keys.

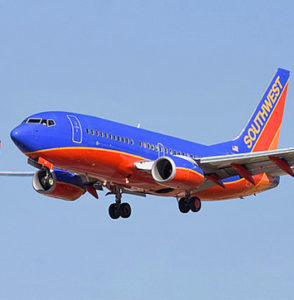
[{"left": 137, "top": 123, "right": 141, "bottom": 128}]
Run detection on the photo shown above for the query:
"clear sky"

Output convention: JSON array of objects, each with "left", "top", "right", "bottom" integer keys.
[{"left": 1, "top": 1, "right": 294, "bottom": 299}]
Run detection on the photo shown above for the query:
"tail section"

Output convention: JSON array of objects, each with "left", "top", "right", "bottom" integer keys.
[{"left": 234, "top": 68, "right": 290, "bottom": 153}]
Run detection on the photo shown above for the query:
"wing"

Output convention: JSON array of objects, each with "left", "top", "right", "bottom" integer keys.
[
  {"left": 195, "top": 147, "right": 294, "bottom": 186},
  {"left": 0, "top": 171, "right": 34, "bottom": 176}
]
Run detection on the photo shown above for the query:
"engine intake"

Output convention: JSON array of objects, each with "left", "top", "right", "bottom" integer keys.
[
  {"left": 152, "top": 157, "right": 176, "bottom": 183},
  {"left": 151, "top": 156, "right": 204, "bottom": 189},
  {"left": 33, "top": 168, "right": 85, "bottom": 201}
]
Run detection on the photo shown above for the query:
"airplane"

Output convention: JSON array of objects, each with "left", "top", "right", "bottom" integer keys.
[{"left": 1, "top": 68, "right": 293, "bottom": 219}]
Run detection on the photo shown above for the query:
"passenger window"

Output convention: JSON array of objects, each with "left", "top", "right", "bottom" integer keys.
[
  {"left": 122, "top": 137, "right": 125, "bottom": 143},
  {"left": 131, "top": 139, "right": 134, "bottom": 145},
  {"left": 139, "top": 141, "right": 142, "bottom": 147},
  {"left": 96, "top": 131, "right": 99, "bottom": 136},
  {"left": 105, "top": 133, "right": 108, "bottom": 138},
  {"left": 100, "top": 132, "right": 104, "bottom": 137},
  {"left": 118, "top": 136, "right": 121, "bottom": 142},
  {"left": 170, "top": 149, "right": 173, "bottom": 154},
  {"left": 91, "top": 129, "right": 95, "bottom": 135},
  {"left": 165, "top": 148, "right": 168, "bottom": 153},
  {"left": 126, "top": 138, "right": 130, "bottom": 144},
  {"left": 113, "top": 135, "right": 117, "bottom": 141},
  {"left": 143, "top": 142, "right": 147, "bottom": 148},
  {"left": 147, "top": 143, "right": 151, "bottom": 149},
  {"left": 86, "top": 128, "right": 90, "bottom": 134}
]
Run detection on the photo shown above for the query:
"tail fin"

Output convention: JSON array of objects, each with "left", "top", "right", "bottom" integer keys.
[{"left": 234, "top": 68, "right": 290, "bottom": 153}]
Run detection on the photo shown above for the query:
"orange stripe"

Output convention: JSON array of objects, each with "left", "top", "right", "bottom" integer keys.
[{"left": 177, "top": 167, "right": 204, "bottom": 178}]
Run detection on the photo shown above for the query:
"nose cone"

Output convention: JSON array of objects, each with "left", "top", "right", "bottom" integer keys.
[
  {"left": 10, "top": 127, "right": 20, "bottom": 144},
  {"left": 10, "top": 125, "right": 32, "bottom": 153}
]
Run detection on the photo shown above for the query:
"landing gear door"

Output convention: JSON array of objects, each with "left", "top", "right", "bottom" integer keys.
[{"left": 67, "top": 115, "right": 82, "bottom": 144}]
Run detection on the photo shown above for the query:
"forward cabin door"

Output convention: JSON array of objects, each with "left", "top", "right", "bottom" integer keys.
[{"left": 67, "top": 115, "right": 82, "bottom": 144}]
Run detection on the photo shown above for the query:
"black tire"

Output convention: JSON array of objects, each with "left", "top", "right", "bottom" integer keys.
[
  {"left": 189, "top": 197, "right": 201, "bottom": 212},
  {"left": 109, "top": 203, "right": 120, "bottom": 219},
  {"left": 178, "top": 198, "right": 190, "bottom": 213},
  {"left": 120, "top": 203, "right": 131, "bottom": 218}
]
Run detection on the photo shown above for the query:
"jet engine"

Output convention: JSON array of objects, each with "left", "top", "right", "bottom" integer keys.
[
  {"left": 151, "top": 156, "right": 204, "bottom": 189},
  {"left": 33, "top": 168, "right": 86, "bottom": 201}
]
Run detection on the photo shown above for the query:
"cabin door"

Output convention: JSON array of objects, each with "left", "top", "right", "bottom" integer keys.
[
  {"left": 67, "top": 115, "right": 82, "bottom": 144},
  {"left": 157, "top": 142, "right": 165, "bottom": 158}
]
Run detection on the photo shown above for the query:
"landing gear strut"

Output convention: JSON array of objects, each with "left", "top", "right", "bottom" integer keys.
[
  {"left": 108, "top": 188, "right": 131, "bottom": 219},
  {"left": 178, "top": 196, "right": 201, "bottom": 214}
]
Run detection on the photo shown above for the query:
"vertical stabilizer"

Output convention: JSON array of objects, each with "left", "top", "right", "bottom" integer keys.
[{"left": 235, "top": 68, "right": 290, "bottom": 153}]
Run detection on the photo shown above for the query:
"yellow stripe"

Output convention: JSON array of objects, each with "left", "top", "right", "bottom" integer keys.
[
  {"left": 26, "top": 146, "right": 147, "bottom": 161},
  {"left": 27, "top": 147, "right": 206, "bottom": 179}
]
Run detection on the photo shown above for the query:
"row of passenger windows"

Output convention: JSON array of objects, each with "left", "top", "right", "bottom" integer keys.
[
  {"left": 139, "top": 141, "right": 196, "bottom": 158},
  {"left": 86, "top": 128, "right": 196, "bottom": 158},
  {"left": 86, "top": 128, "right": 134, "bottom": 145}
]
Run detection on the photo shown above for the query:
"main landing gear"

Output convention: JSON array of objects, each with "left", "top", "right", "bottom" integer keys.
[
  {"left": 108, "top": 188, "right": 131, "bottom": 219},
  {"left": 178, "top": 196, "right": 201, "bottom": 214}
]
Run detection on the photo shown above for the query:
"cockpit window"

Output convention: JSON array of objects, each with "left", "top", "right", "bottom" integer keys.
[
  {"left": 25, "top": 118, "right": 55, "bottom": 127},
  {"left": 47, "top": 120, "right": 55, "bottom": 127},
  {"left": 27, "top": 118, "right": 42, "bottom": 124}
]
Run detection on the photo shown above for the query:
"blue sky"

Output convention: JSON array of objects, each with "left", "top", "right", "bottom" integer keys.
[{"left": 1, "top": 1, "right": 294, "bottom": 299}]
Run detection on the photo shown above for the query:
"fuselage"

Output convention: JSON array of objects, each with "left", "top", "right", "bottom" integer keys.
[{"left": 10, "top": 111, "right": 278, "bottom": 200}]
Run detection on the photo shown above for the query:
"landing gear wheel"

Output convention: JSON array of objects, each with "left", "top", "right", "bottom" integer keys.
[
  {"left": 109, "top": 203, "right": 120, "bottom": 219},
  {"left": 178, "top": 198, "right": 190, "bottom": 213},
  {"left": 120, "top": 203, "right": 131, "bottom": 218},
  {"left": 189, "top": 197, "right": 201, "bottom": 212}
]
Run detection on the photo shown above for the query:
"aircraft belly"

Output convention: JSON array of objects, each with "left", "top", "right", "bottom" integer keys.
[{"left": 194, "top": 173, "right": 276, "bottom": 201}]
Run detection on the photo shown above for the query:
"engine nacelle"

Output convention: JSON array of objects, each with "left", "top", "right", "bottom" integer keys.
[
  {"left": 33, "top": 168, "right": 86, "bottom": 201},
  {"left": 151, "top": 156, "right": 204, "bottom": 189}
]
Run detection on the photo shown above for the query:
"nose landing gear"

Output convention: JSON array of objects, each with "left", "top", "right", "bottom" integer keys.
[{"left": 108, "top": 188, "right": 132, "bottom": 219}]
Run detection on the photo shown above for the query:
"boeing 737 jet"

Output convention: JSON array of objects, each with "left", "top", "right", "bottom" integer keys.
[{"left": 1, "top": 68, "right": 293, "bottom": 219}]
